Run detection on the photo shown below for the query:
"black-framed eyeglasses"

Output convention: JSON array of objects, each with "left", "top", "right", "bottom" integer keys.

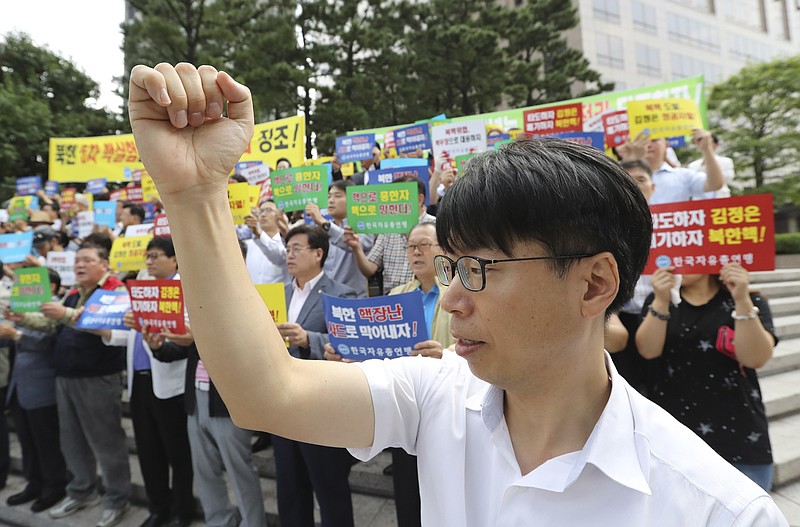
[{"left": 433, "top": 254, "right": 593, "bottom": 292}]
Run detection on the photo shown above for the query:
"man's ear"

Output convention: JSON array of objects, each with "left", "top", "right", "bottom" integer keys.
[{"left": 579, "top": 252, "right": 619, "bottom": 319}]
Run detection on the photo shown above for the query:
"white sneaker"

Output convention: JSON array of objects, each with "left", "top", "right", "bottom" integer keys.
[
  {"left": 49, "top": 494, "right": 101, "bottom": 518},
  {"left": 96, "top": 503, "right": 130, "bottom": 527}
]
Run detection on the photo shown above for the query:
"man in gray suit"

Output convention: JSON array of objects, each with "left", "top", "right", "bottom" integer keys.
[{"left": 273, "top": 224, "right": 358, "bottom": 527}]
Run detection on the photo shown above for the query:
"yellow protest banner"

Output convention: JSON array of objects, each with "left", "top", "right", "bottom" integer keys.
[
  {"left": 110, "top": 235, "right": 152, "bottom": 271},
  {"left": 141, "top": 174, "right": 160, "bottom": 203},
  {"left": 49, "top": 134, "right": 144, "bottom": 183},
  {"left": 227, "top": 183, "right": 260, "bottom": 225},
  {"left": 254, "top": 283, "right": 288, "bottom": 324},
  {"left": 240, "top": 115, "right": 305, "bottom": 170},
  {"left": 307, "top": 156, "right": 332, "bottom": 166},
  {"left": 626, "top": 98, "right": 703, "bottom": 140}
]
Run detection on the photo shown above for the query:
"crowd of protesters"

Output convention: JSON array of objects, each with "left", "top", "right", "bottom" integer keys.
[{"left": 0, "top": 114, "right": 779, "bottom": 527}]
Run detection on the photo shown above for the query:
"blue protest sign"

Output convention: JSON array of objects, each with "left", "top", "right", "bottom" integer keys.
[
  {"left": 85, "top": 178, "right": 107, "bottom": 195},
  {"left": 551, "top": 131, "right": 605, "bottom": 151},
  {"left": 94, "top": 201, "right": 117, "bottom": 229},
  {"left": 143, "top": 203, "right": 156, "bottom": 223},
  {"left": 16, "top": 176, "right": 42, "bottom": 196},
  {"left": 668, "top": 136, "right": 687, "bottom": 149},
  {"left": 487, "top": 133, "right": 511, "bottom": 147},
  {"left": 380, "top": 158, "right": 428, "bottom": 170},
  {"left": 75, "top": 289, "right": 131, "bottom": 330},
  {"left": 45, "top": 181, "right": 60, "bottom": 197},
  {"left": 363, "top": 166, "right": 430, "bottom": 206},
  {"left": 322, "top": 291, "right": 429, "bottom": 361},
  {"left": 0, "top": 231, "right": 34, "bottom": 264},
  {"left": 394, "top": 124, "right": 432, "bottom": 154},
  {"left": 336, "top": 134, "right": 375, "bottom": 164}
]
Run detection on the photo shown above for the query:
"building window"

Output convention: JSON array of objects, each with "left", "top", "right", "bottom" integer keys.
[
  {"left": 728, "top": 34, "right": 773, "bottom": 62},
  {"left": 717, "top": 0, "right": 765, "bottom": 32},
  {"left": 636, "top": 43, "right": 661, "bottom": 76},
  {"left": 666, "top": 12, "right": 720, "bottom": 51},
  {"left": 632, "top": 1, "right": 658, "bottom": 34},
  {"left": 596, "top": 33, "right": 625, "bottom": 69},
  {"left": 670, "top": 52, "right": 722, "bottom": 83},
  {"left": 668, "top": 0, "right": 712, "bottom": 13},
  {"left": 593, "top": 0, "right": 621, "bottom": 23}
]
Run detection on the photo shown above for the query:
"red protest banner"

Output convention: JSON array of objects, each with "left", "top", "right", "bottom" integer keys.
[
  {"left": 126, "top": 186, "right": 144, "bottom": 204},
  {"left": 644, "top": 194, "right": 774, "bottom": 275},
  {"left": 128, "top": 279, "right": 186, "bottom": 334},
  {"left": 523, "top": 102, "right": 583, "bottom": 136},
  {"left": 61, "top": 188, "right": 77, "bottom": 210},
  {"left": 602, "top": 110, "right": 629, "bottom": 149},
  {"left": 153, "top": 214, "right": 171, "bottom": 237}
]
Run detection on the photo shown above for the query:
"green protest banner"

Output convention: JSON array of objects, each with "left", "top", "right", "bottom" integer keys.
[
  {"left": 455, "top": 153, "right": 479, "bottom": 176},
  {"left": 270, "top": 166, "right": 330, "bottom": 212},
  {"left": 11, "top": 267, "right": 51, "bottom": 312},
  {"left": 346, "top": 182, "right": 418, "bottom": 235},
  {"left": 8, "top": 197, "right": 31, "bottom": 222}
]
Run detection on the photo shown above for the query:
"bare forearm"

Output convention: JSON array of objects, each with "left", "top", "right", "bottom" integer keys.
[
  {"left": 702, "top": 153, "right": 724, "bottom": 192},
  {"left": 635, "top": 301, "right": 670, "bottom": 359},
  {"left": 353, "top": 246, "right": 378, "bottom": 277}
]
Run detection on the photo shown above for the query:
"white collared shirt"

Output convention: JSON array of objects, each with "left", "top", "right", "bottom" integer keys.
[
  {"left": 650, "top": 162, "right": 709, "bottom": 205},
  {"left": 288, "top": 271, "right": 325, "bottom": 323},
  {"left": 351, "top": 352, "right": 786, "bottom": 526}
]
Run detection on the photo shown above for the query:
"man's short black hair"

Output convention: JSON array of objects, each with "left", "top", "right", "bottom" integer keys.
[
  {"left": 329, "top": 179, "right": 354, "bottom": 193},
  {"left": 436, "top": 138, "right": 652, "bottom": 315},
  {"left": 285, "top": 224, "right": 330, "bottom": 267},
  {"left": 275, "top": 158, "right": 292, "bottom": 169},
  {"left": 77, "top": 241, "right": 110, "bottom": 262},
  {"left": 229, "top": 174, "right": 248, "bottom": 183},
  {"left": 47, "top": 267, "right": 61, "bottom": 292},
  {"left": 146, "top": 236, "right": 176, "bottom": 258},
  {"left": 395, "top": 175, "right": 426, "bottom": 199},
  {"left": 82, "top": 233, "right": 113, "bottom": 253},
  {"left": 122, "top": 202, "right": 146, "bottom": 222},
  {"left": 620, "top": 159, "right": 653, "bottom": 177}
]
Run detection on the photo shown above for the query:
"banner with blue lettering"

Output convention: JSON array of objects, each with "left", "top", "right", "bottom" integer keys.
[
  {"left": 364, "top": 166, "right": 430, "bottom": 205},
  {"left": 394, "top": 124, "right": 432, "bottom": 154},
  {"left": 75, "top": 290, "right": 131, "bottom": 330},
  {"left": 94, "top": 201, "right": 117, "bottom": 229},
  {"left": 322, "top": 291, "right": 429, "bottom": 361},
  {"left": 551, "top": 131, "right": 605, "bottom": 151},
  {"left": 45, "top": 181, "right": 60, "bottom": 197},
  {"left": 85, "top": 178, "right": 107, "bottom": 195},
  {"left": 336, "top": 133, "right": 375, "bottom": 164},
  {"left": 0, "top": 231, "right": 34, "bottom": 264},
  {"left": 16, "top": 176, "right": 41, "bottom": 196}
]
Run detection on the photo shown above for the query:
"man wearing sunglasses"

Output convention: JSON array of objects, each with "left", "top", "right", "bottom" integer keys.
[{"left": 128, "top": 63, "right": 786, "bottom": 526}]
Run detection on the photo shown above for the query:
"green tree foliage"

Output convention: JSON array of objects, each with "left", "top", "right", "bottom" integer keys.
[
  {"left": 709, "top": 55, "right": 800, "bottom": 188},
  {"left": 0, "top": 33, "right": 121, "bottom": 199}
]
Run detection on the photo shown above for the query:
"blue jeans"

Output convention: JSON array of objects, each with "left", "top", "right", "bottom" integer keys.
[{"left": 732, "top": 463, "right": 773, "bottom": 492}]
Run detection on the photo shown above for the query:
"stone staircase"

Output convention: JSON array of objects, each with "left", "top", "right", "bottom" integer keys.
[{"left": 0, "top": 268, "right": 799, "bottom": 526}]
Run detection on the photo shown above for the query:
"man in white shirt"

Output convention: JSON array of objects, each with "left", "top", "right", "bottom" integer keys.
[
  {"left": 689, "top": 134, "right": 736, "bottom": 199},
  {"left": 242, "top": 200, "right": 289, "bottom": 286},
  {"left": 128, "top": 63, "right": 788, "bottom": 526}
]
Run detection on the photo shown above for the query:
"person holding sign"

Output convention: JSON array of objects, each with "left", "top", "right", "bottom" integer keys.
[
  {"left": 635, "top": 264, "right": 777, "bottom": 491},
  {"left": 128, "top": 63, "right": 786, "bottom": 526}
]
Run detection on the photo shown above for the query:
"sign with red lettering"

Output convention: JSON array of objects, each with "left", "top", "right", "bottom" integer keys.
[
  {"left": 644, "top": 194, "right": 774, "bottom": 275},
  {"left": 602, "top": 110, "right": 629, "bottom": 148},
  {"left": 524, "top": 102, "right": 583, "bottom": 136},
  {"left": 128, "top": 279, "right": 186, "bottom": 334},
  {"left": 154, "top": 214, "right": 171, "bottom": 237}
]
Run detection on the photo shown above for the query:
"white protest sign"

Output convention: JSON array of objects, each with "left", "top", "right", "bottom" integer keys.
[
  {"left": 431, "top": 119, "right": 487, "bottom": 161},
  {"left": 125, "top": 224, "right": 154, "bottom": 238},
  {"left": 240, "top": 164, "right": 271, "bottom": 186},
  {"left": 76, "top": 211, "right": 95, "bottom": 238},
  {"left": 47, "top": 251, "right": 76, "bottom": 286}
]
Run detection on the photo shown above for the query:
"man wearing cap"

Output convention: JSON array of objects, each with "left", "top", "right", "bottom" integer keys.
[{"left": 31, "top": 228, "right": 65, "bottom": 266}]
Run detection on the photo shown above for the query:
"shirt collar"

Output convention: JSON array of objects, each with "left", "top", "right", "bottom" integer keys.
[
  {"left": 78, "top": 271, "right": 112, "bottom": 296},
  {"left": 656, "top": 161, "right": 675, "bottom": 173},
  {"left": 292, "top": 270, "right": 325, "bottom": 294},
  {"left": 465, "top": 353, "right": 652, "bottom": 495}
]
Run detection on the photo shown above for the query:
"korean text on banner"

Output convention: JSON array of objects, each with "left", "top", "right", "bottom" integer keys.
[
  {"left": 240, "top": 115, "right": 304, "bottom": 169},
  {"left": 76, "top": 290, "right": 131, "bottom": 330},
  {"left": 431, "top": 119, "right": 487, "bottom": 162},
  {"left": 551, "top": 132, "right": 605, "bottom": 151},
  {"left": 94, "top": 201, "right": 117, "bottom": 229},
  {"left": 271, "top": 165, "right": 330, "bottom": 213},
  {"left": 16, "top": 176, "right": 42, "bottom": 196},
  {"left": 627, "top": 98, "right": 704, "bottom": 141},
  {"left": 346, "top": 182, "right": 418, "bottom": 235},
  {"left": 45, "top": 181, "right": 60, "bottom": 197},
  {"left": 524, "top": 102, "right": 583, "bottom": 136},
  {"left": 602, "top": 110, "right": 630, "bottom": 148},
  {"left": 394, "top": 124, "right": 432, "bottom": 154},
  {"left": 154, "top": 214, "right": 171, "bottom": 237},
  {"left": 240, "top": 164, "right": 271, "bottom": 186},
  {"left": 128, "top": 279, "right": 186, "bottom": 334},
  {"left": 110, "top": 235, "right": 152, "bottom": 271},
  {"left": 85, "top": 178, "right": 107, "bottom": 195},
  {"left": 0, "top": 231, "right": 33, "bottom": 264},
  {"left": 227, "top": 183, "right": 261, "bottom": 224},
  {"left": 125, "top": 224, "right": 154, "bottom": 238},
  {"left": 47, "top": 251, "right": 76, "bottom": 286},
  {"left": 364, "top": 166, "right": 430, "bottom": 206},
  {"left": 322, "top": 291, "right": 429, "bottom": 361},
  {"left": 49, "top": 134, "right": 144, "bottom": 183},
  {"left": 76, "top": 211, "right": 95, "bottom": 238},
  {"left": 255, "top": 283, "right": 288, "bottom": 324},
  {"left": 643, "top": 194, "right": 775, "bottom": 275},
  {"left": 10, "top": 267, "right": 51, "bottom": 313},
  {"left": 141, "top": 175, "right": 160, "bottom": 203},
  {"left": 336, "top": 133, "right": 376, "bottom": 164}
]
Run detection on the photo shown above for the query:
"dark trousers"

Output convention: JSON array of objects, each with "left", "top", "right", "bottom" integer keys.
[
  {"left": 272, "top": 435, "right": 355, "bottom": 527},
  {"left": 130, "top": 372, "right": 194, "bottom": 517},
  {"left": 390, "top": 448, "right": 421, "bottom": 527},
  {"left": 0, "top": 387, "right": 9, "bottom": 486},
  {"left": 10, "top": 394, "right": 67, "bottom": 498}
]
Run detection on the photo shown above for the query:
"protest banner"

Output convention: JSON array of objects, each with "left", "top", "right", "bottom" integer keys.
[
  {"left": 154, "top": 214, "right": 171, "bottom": 237},
  {"left": 643, "top": 194, "right": 774, "bottom": 275},
  {"left": 75, "top": 290, "right": 131, "bottom": 330},
  {"left": 254, "top": 283, "right": 288, "bottom": 324},
  {"left": 380, "top": 158, "right": 428, "bottom": 170},
  {"left": 0, "top": 231, "right": 33, "bottom": 264},
  {"left": 270, "top": 165, "right": 330, "bottom": 212},
  {"left": 487, "top": 133, "right": 511, "bottom": 147},
  {"left": 44, "top": 180, "right": 60, "bottom": 197},
  {"left": 455, "top": 153, "right": 478, "bottom": 174},
  {"left": 226, "top": 182, "right": 261, "bottom": 224},
  {"left": 125, "top": 224, "right": 154, "bottom": 237},
  {"left": 16, "top": 176, "right": 41, "bottom": 196},
  {"left": 85, "top": 178, "right": 107, "bottom": 195},
  {"left": 47, "top": 251, "right": 76, "bottom": 286},
  {"left": 336, "top": 133, "right": 376, "bottom": 164},
  {"left": 363, "top": 166, "right": 430, "bottom": 205},
  {"left": 49, "top": 134, "right": 144, "bottom": 183},
  {"left": 76, "top": 211, "right": 95, "bottom": 238},
  {"left": 524, "top": 102, "right": 583, "bottom": 136},
  {"left": 240, "top": 115, "right": 305, "bottom": 169},
  {"left": 10, "top": 267, "right": 51, "bottom": 312},
  {"left": 322, "top": 291, "right": 429, "bottom": 361},
  {"left": 143, "top": 203, "right": 156, "bottom": 223},
  {"left": 431, "top": 119, "right": 487, "bottom": 162},
  {"left": 93, "top": 201, "right": 117, "bottom": 229},
  {"left": 8, "top": 197, "right": 30, "bottom": 222},
  {"left": 239, "top": 163, "right": 271, "bottom": 186},
  {"left": 346, "top": 182, "right": 418, "bottom": 235},
  {"left": 110, "top": 235, "right": 152, "bottom": 271},
  {"left": 61, "top": 188, "right": 77, "bottom": 210},
  {"left": 128, "top": 279, "right": 186, "bottom": 334},
  {"left": 109, "top": 188, "right": 127, "bottom": 201},
  {"left": 627, "top": 98, "right": 703, "bottom": 141},
  {"left": 551, "top": 131, "right": 605, "bottom": 151},
  {"left": 141, "top": 174, "right": 160, "bottom": 203},
  {"left": 602, "top": 110, "right": 630, "bottom": 148},
  {"left": 126, "top": 186, "right": 144, "bottom": 204},
  {"left": 394, "top": 123, "right": 432, "bottom": 154}
]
